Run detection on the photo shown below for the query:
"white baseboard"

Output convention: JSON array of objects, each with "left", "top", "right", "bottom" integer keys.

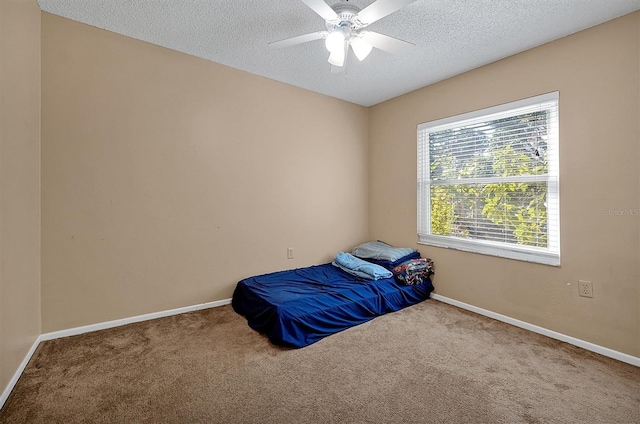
[
  {"left": 39, "top": 298, "right": 232, "bottom": 341},
  {"left": 0, "top": 298, "right": 232, "bottom": 411},
  {"left": 0, "top": 336, "right": 41, "bottom": 411},
  {"left": 430, "top": 293, "right": 640, "bottom": 367}
]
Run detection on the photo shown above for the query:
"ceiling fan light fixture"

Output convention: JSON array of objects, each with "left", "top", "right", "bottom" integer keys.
[
  {"left": 324, "top": 31, "right": 345, "bottom": 53},
  {"left": 350, "top": 36, "right": 373, "bottom": 61},
  {"left": 327, "top": 48, "right": 345, "bottom": 67}
]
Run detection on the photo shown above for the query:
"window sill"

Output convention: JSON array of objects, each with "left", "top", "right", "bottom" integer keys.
[{"left": 418, "top": 234, "right": 560, "bottom": 266}]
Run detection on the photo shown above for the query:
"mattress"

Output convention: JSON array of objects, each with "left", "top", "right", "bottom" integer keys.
[{"left": 232, "top": 263, "right": 434, "bottom": 348}]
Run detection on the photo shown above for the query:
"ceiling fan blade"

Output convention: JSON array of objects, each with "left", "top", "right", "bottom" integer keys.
[
  {"left": 268, "top": 31, "right": 328, "bottom": 49},
  {"left": 356, "top": 0, "right": 418, "bottom": 25},
  {"left": 361, "top": 31, "right": 415, "bottom": 55},
  {"left": 300, "top": 0, "right": 339, "bottom": 22}
]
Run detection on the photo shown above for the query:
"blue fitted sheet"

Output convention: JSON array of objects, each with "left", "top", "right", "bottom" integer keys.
[{"left": 232, "top": 263, "right": 434, "bottom": 348}]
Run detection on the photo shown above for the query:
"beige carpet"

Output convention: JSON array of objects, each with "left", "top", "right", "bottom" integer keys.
[{"left": 1, "top": 300, "right": 638, "bottom": 423}]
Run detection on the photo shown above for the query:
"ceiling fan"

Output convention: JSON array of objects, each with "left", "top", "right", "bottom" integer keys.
[{"left": 269, "top": 0, "right": 417, "bottom": 71}]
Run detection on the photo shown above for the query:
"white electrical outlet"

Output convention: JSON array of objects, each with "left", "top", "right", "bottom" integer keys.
[
  {"left": 287, "top": 247, "right": 294, "bottom": 259},
  {"left": 578, "top": 280, "right": 593, "bottom": 298}
]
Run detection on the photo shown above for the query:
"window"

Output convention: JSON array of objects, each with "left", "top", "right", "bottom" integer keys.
[{"left": 417, "top": 92, "right": 559, "bottom": 265}]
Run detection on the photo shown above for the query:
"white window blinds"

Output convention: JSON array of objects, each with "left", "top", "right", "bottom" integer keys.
[{"left": 417, "top": 92, "right": 560, "bottom": 265}]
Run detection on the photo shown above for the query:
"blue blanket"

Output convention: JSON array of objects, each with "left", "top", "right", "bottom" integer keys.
[{"left": 232, "top": 263, "right": 433, "bottom": 348}]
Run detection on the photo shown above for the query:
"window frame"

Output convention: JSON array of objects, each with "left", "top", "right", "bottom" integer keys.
[{"left": 417, "top": 92, "right": 560, "bottom": 266}]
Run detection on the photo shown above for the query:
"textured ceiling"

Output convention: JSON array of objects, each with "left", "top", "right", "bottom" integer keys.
[{"left": 37, "top": 0, "right": 640, "bottom": 106}]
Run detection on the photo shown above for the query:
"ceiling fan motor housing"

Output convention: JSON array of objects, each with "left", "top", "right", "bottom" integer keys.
[{"left": 325, "top": 3, "right": 366, "bottom": 32}]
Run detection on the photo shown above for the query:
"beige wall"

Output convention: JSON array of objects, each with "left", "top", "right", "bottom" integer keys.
[
  {"left": 41, "top": 14, "right": 370, "bottom": 332},
  {"left": 369, "top": 12, "right": 640, "bottom": 357},
  {"left": 0, "top": 0, "right": 41, "bottom": 392}
]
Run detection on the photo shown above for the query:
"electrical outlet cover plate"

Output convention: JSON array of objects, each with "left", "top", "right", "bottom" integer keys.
[{"left": 579, "top": 280, "right": 593, "bottom": 298}]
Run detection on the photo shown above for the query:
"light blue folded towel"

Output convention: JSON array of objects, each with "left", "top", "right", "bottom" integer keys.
[{"left": 332, "top": 252, "right": 393, "bottom": 280}]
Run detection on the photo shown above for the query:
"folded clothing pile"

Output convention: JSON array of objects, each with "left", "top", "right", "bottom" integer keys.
[
  {"left": 392, "top": 258, "right": 434, "bottom": 285},
  {"left": 351, "top": 241, "right": 434, "bottom": 285}
]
